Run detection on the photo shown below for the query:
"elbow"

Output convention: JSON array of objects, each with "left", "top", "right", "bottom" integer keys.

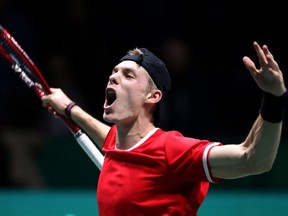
[
  {"left": 263, "top": 160, "right": 274, "bottom": 172},
  {"left": 244, "top": 152, "right": 275, "bottom": 175},
  {"left": 245, "top": 162, "right": 273, "bottom": 176},
  {"left": 253, "top": 163, "right": 273, "bottom": 175}
]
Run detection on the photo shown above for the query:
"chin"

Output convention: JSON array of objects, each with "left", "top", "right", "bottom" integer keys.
[{"left": 103, "top": 114, "right": 115, "bottom": 124}]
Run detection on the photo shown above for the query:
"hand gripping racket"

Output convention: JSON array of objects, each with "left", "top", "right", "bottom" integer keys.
[{"left": 0, "top": 24, "right": 103, "bottom": 170}]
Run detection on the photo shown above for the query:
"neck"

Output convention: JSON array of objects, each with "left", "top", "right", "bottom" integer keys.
[{"left": 115, "top": 121, "right": 156, "bottom": 150}]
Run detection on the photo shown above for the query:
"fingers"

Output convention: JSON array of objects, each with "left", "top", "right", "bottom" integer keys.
[
  {"left": 40, "top": 87, "right": 73, "bottom": 116},
  {"left": 243, "top": 42, "right": 271, "bottom": 78},
  {"left": 242, "top": 56, "right": 259, "bottom": 77},
  {"left": 49, "top": 87, "right": 58, "bottom": 93},
  {"left": 254, "top": 42, "right": 279, "bottom": 70},
  {"left": 40, "top": 88, "right": 59, "bottom": 107},
  {"left": 247, "top": 41, "right": 280, "bottom": 75},
  {"left": 263, "top": 45, "right": 281, "bottom": 73},
  {"left": 41, "top": 94, "right": 51, "bottom": 107},
  {"left": 48, "top": 105, "right": 59, "bottom": 118},
  {"left": 253, "top": 41, "right": 268, "bottom": 66},
  {"left": 246, "top": 41, "right": 286, "bottom": 95}
]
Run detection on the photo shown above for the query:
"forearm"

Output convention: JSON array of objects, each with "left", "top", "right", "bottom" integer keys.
[
  {"left": 242, "top": 90, "right": 287, "bottom": 173},
  {"left": 243, "top": 115, "right": 282, "bottom": 173},
  {"left": 210, "top": 42, "right": 287, "bottom": 179},
  {"left": 70, "top": 105, "right": 111, "bottom": 148},
  {"left": 210, "top": 92, "right": 287, "bottom": 179}
]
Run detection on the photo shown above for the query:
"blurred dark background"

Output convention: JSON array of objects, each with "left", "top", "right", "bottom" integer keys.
[{"left": 0, "top": 0, "right": 287, "bottom": 191}]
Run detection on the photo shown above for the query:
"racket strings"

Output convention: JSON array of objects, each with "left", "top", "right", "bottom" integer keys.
[
  {"left": 0, "top": 34, "right": 47, "bottom": 95},
  {"left": 1, "top": 25, "right": 103, "bottom": 169}
]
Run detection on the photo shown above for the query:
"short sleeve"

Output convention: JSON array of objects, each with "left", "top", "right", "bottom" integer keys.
[{"left": 164, "top": 131, "right": 222, "bottom": 183}]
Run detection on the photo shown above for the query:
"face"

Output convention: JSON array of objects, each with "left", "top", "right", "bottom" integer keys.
[{"left": 103, "top": 60, "right": 152, "bottom": 124}]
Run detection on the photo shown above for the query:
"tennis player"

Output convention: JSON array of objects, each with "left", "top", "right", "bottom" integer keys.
[{"left": 41, "top": 41, "right": 287, "bottom": 216}]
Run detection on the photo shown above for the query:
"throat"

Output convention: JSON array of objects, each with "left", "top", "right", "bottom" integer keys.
[
  {"left": 115, "top": 127, "right": 157, "bottom": 150},
  {"left": 116, "top": 135, "right": 141, "bottom": 150}
]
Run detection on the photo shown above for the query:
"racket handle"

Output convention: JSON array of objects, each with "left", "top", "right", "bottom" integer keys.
[{"left": 74, "top": 131, "right": 104, "bottom": 170}]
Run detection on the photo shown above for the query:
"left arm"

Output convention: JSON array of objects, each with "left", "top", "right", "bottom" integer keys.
[{"left": 209, "top": 41, "right": 287, "bottom": 179}]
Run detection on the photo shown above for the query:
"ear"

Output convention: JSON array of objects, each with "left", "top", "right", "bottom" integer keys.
[{"left": 146, "top": 89, "right": 162, "bottom": 105}]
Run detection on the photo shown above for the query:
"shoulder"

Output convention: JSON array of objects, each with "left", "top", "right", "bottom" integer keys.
[
  {"left": 157, "top": 129, "right": 200, "bottom": 143},
  {"left": 154, "top": 129, "right": 206, "bottom": 146},
  {"left": 156, "top": 129, "right": 217, "bottom": 150}
]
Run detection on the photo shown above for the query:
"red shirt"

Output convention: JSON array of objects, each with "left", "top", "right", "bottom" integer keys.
[{"left": 97, "top": 125, "right": 222, "bottom": 216}]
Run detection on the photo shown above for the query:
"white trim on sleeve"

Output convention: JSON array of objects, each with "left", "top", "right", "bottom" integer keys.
[{"left": 203, "top": 142, "right": 220, "bottom": 183}]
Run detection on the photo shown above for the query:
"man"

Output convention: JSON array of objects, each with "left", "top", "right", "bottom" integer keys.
[{"left": 41, "top": 41, "right": 287, "bottom": 216}]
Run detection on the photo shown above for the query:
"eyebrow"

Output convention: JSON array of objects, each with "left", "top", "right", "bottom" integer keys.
[{"left": 112, "top": 65, "right": 137, "bottom": 74}]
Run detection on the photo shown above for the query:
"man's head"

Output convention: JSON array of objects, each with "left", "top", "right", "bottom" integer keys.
[
  {"left": 120, "top": 48, "right": 171, "bottom": 97},
  {"left": 120, "top": 48, "right": 171, "bottom": 125},
  {"left": 103, "top": 47, "right": 171, "bottom": 126}
]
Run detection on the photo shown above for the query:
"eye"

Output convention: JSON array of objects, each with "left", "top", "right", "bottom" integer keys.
[
  {"left": 123, "top": 71, "right": 134, "bottom": 79},
  {"left": 125, "top": 74, "right": 134, "bottom": 78}
]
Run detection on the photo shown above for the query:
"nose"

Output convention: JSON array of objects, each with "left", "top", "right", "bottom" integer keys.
[{"left": 108, "top": 72, "right": 119, "bottom": 85}]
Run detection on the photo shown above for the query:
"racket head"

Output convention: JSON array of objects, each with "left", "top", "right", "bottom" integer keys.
[
  {"left": 0, "top": 25, "right": 103, "bottom": 168},
  {"left": 0, "top": 24, "right": 82, "bottom": 133},
  {"left": 0, "top": 25, "right": 51, "bottom": 94}
]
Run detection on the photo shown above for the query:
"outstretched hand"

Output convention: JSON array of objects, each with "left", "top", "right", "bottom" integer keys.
[{"left": 243, "top": 41, "right": 286, "bottom": 96}]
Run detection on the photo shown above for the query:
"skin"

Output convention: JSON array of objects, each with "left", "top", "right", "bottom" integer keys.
[
  {"left": 41, "top": 41, "right": 286, "bottom": 180},
  {"left": 103, "top": 60, "right": 161, "bottom": 150},
  {"left": 210, "top": 42, "right": 286, "bottom": 179}
]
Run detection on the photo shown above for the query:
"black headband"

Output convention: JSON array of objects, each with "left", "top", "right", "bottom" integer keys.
[{"left": 120, "top": 48, "right": 171, "bottom": 96}]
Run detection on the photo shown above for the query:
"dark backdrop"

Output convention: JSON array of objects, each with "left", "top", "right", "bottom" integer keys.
[{"left": 0, "top": 0, "right": 287, "bottom": 190}]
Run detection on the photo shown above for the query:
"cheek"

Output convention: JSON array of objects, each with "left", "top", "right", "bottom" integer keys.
[
  {"left": 126, "top": 92, "right": 143, "bottom": 106},
  {"left": 126, "top": 87, "right": 147, "bottom": 106},
  {"left": 125, "top": 104, "right": 133, "bottom": 110},
  {"left": 122, "top": 79, "right": 148, "bottom": 107}
]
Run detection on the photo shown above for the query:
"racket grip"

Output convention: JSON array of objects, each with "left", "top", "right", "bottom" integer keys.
[{"left": 75, "top": 131, "right": 104, "bottom": 170}]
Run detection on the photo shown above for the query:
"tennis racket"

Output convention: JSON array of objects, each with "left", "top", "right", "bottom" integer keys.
[{"left": 0, "top": 24, "right": 104, "bottom": 170}]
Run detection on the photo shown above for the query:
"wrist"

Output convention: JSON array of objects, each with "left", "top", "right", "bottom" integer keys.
[
  {"left": 65, "top": 102, "right": 77, "bottom": 119},
  {"left": 260, "top": 91, "right": 288, "bottom": 123}
]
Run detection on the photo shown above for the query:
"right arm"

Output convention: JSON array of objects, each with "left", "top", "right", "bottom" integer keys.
[
  {"left": 41, "top": 88, "right": 111, "bottom": 148},
  {"left": 209, "top": 42, "right": 287, "bottom": 179}
]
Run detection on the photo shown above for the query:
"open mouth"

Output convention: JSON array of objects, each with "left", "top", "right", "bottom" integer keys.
[{"left": 105, "top": 88, "right": 117, "bottom": 106}]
